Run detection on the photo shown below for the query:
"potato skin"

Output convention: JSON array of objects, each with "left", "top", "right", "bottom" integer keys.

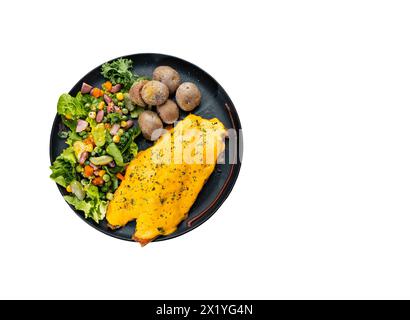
[
  {"left": 175, "top": 82, "right": 201, "bottom": 111},
  {"left": 153, "top": 66, "right": 181, "bottom": 94},
  {"left": 141, "top": 80, "right": 169, "bottom": 106},
  {"left": 157, "top": 99, "right": 179, "bottom": 124},
  {"left": 138, "top": 110, "right": 164, "bottom": 141},
  {"left": 129, "top": 80, "right": 149, "bottom": 107}
]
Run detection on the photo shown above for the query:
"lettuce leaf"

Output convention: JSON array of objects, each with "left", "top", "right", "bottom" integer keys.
[
  {"left": 95, "top": 201, "right": 108, "bottom": 222},
  {"left": 50, "top": 147, "right": 77, "bottom": 187},
  {"left": 101, "top": 58, "right": 136, "bottom": 90},
  {"left": 62, "top": 117, "right": 77, "bottom": 132},
  {"left": 85, "top": 184, "right": 100, "bottom": 200},
  {"left": 57, "top": 93, "right": 87, "bottom": 119},
  {"left": 119, "top": 125, "right": 141, "bottom": 153},
  {"left": 129, "top": 142, "right": 138, "bottom": 157},
  {"left": 106, "top": 112, "right": 122, "bottom": 124},
  {"left": 119, "top": 125, "right": 141, "bottom": 163},
  {"left": 85, "top": 185, "right": 107, "bottom": 222},
  {"left": 106, "top": 143, "right": 124, "bottom": 166},
  {"left": 76, "top": 91, "right": 93, "bottom": 106},
  {"left": 130, "top": 107, "right": 145, "bottom": 119},
  {"left": 66, "top": 131, "right": 82, "bottom": 146},
  {"left": 64, "top": 185, "right": 107, "bottom": 223},
  {"left": 59, "top": 117, "right": 81, "bottom": 145},
  {"left": 64, "top": 195, "right": 92, "bottom": 215}
]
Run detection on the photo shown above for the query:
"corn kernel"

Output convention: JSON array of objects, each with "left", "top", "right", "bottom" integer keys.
[
  {"left": 98, "top": 101, "right": 105, "bottom": 110},
  {"left": 98, "top": 170, "right": 106, "bottom": 177},
  {"left": 88, "top": 111, "right": 96, "bottom": 119},
  {"left": 120, "top": 121, "right": 127, "bottom": 128},
  {"left": 85, "top": 144, "right": 93, "bottom": 152},
  {"left": 65, "top": 114, "right": 72, "bottom": 120},
  {"left": 116, "top": 92, "right": 124, "bottom": 101},
  {"left": 66, "top": 185, "right": 72, "bottom": 193},
  {"left": 113, "top": 135, "right": 120, "bottom": 143}
]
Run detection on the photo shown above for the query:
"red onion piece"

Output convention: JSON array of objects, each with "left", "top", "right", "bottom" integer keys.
[
  {"left": 104, "top": 94, "right": 112, "bottom": 104},
  {"left": 110, "top": 123, "right": 120, "bottom": 135},
  {"left": 107, "top": 103, "right": 114, "bottom": 113},
  {"left": 79, "top": 152, "right": 89, "bottom": 165},
  {"left": 125, "top": 120, "right": 134, "bottom": 129},
  {"left": 114, "top": 105, "right": 121, "bottom": 113},
  {"left": 81, "top": 82, "right": 93, "bottom": 94},
  {"left": 89, "top": 163, "right": 99, "bottom": 170},
  {"left": 108, "top": 161, "right": 116, "bottom": 168},
  {"left": 96, "top": 110, "right": 104, "bottom": 123},
  {"left": 110, "top": 84, "right": 122, "bottom": 93},
  {"left": 76, "top": 119, "right": 89, "bottom": 132}
]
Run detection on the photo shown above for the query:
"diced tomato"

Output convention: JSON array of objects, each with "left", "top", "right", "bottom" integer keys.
[
  {"left": 92, "top": 177, "right": 104, "bottom": 186},
  {"left": 84, "top": 165, "right": 94, "bottom": 178},
  {"left": 102, "top": 81, "right": 112, "bottom": 91},
  {"left": 91, "top": 88, "right": 103, "bottom": 98},
  {"left": 83, "top": 136, "right": 94, "bottom": 147}
]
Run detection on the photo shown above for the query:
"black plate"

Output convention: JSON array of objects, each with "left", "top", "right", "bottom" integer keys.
[{"left": 50, "top": 53, "right": 242, "bottom": 242}]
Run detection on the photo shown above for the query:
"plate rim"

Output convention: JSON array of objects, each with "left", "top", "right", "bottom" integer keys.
[{"left": 49, "top": 52, "right": 242, "bottom": 243}]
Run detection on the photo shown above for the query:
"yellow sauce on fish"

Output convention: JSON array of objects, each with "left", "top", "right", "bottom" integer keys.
[{"left": 106, "top": 114, "right": 226, "bottom": 245}]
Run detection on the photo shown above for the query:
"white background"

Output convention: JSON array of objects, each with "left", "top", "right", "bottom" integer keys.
[{"left": 0, "top": 0, "right": 410, "bottom": 299}]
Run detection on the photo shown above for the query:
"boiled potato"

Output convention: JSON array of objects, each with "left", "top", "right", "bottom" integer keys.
[
  {"left": 175, "top": 82, "right": 201, "bottom": 111},
  {"left": 153, "top": 66, "right": 181, "bottom": 94},
  {"left": 138, "top": 110, "right": 164, "bottom": 141},
  {"left": 157, "top": 99, "right": 179, "bottom": 124},
  {"left": 129, "top": 80, "right": 149, "bottom": 107},
  {"left": 141, "top": 80, "right": 169, "bottom": 106}
]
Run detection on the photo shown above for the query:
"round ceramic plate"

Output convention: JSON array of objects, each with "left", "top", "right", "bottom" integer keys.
[{"left": 50, "top": 53, "right": 242, "bottom": 242}]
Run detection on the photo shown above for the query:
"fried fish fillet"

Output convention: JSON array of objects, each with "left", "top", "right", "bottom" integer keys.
[{"left": 106, "top": 114, "right": 226, "bottom": 245}]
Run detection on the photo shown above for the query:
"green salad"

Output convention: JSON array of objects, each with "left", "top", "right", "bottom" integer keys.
[{"left": 50, "top": 59, "right": 147, "bottom": 223}]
